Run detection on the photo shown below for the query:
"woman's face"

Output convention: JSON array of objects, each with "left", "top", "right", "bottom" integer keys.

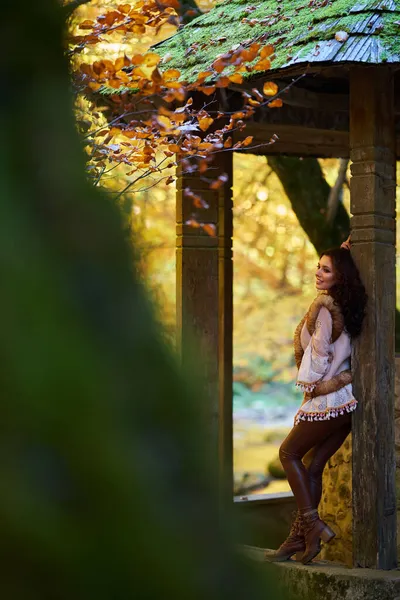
[{"left": 315, "top": 255, "right": 337, "bottom": 291}]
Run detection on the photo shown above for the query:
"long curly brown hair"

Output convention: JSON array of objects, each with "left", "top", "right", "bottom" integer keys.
[{"left": 320, "top": 247, "right": 367, "bottom": 338}]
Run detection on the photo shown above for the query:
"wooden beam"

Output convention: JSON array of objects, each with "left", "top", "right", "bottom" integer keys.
[
  {"left": 176, "top": 152, "right": 233, "bottom": 503},
  {"left": 233, "top": 121, "right": 400, "bottom": 159},
  {"left": 234, "top": 74, "right": 400, "bottom": 115},
  {"left": 253, "top": 102, "right": 349, "bottom": 132},
  {"left": 350, "top": 66, "right": 397, "bottom": 570},
  {"left": 235, "top": 124, "right": 350, "bottom": 158}
]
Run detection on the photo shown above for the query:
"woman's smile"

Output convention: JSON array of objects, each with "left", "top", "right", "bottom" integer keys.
[{"left": 315, "top": 255, "right": 337, "bottom": 290}]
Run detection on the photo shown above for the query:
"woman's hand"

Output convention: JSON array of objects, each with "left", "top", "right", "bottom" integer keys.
[{"left": 341, "top": 235, "right": 351, "bottom": 250}]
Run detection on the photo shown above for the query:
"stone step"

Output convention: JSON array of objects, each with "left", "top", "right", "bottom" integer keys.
[{"left": 245, "top": 546, "right": 400, "bottom": 600}]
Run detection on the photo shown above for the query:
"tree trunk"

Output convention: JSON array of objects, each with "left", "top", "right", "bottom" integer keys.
[
  {"left": 267, "top": 156, "right": 350, "bottom": 254},
  {"left": 267, "top": 156, "right": 400, "bottom": 350}
]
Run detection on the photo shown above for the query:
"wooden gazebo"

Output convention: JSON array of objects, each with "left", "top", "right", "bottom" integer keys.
[{"left": 156, "top": 0, "right": 399, "bottom": 570}]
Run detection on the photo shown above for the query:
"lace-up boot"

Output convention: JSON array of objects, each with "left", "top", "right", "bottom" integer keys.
[
  {"left": 301, "top": 508, "right": 335, "bottom": 565},
  {"left": 265, "top": 511, "right": 305, "bottom": 562}
]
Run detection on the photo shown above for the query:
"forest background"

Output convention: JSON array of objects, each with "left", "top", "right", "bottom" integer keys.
[{"left": 69, "top": 0, "right": 400, "bottom": 496}]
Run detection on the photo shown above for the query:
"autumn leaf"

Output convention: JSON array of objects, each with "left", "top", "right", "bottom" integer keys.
[
  {"left": 185, "top": 218, "right": 201, "bottom": 228},
  {"left": 197, "top": 71, "right": 213, "bottom": 83},
  {"left": 224, "top": 137, "right": 233, "bottom": 148},
  {"left": 88, "top": 82, "right": 102, "bottom": 91},
  {"left": 143, "top": 53, "right": 161, "bottom": 67},
  {"left": 157, "top": 115, "right": 172, "bottom": 129},
  {"left": 260, "top": 44, "right": 274, "bottom": 58},
  {"left": 131, "top": 54, "right": 144, "bottom": 65},
  {"left": 212, "top": 57, "right": 227, "bottom": 73},
  {"left": 202, "top": 223, "right": 217, "bottom": 237},
  {"left": 193, "top": 196, "right": 209, "bottom": 209},
  {"left": 254, "top": 59, "right": 271, "bottom": 71},
  {"left": 243, "top": 136, "right": 253, "bottom": 146},
  {"left": 198, "top": 116, "right": 214, "bottom": 132},
  {"left": 163, "top": 68, "right": 181, "bottom": 81},
  {"left": 210, "top": 173, "right": 228, "bottom": 190},
  {"left": 79, "top": 20, "right": 95, "bottom": 30},
  {"left": 198, "top": 86, "right": 216, "bottom": 96},
  {"left": 151, "top": 67, "right": 163, "bottom": 83},
  {"left": 263, "top": 81, "right": 278, "bottom": 97},
  {"left": 268, "top": 98, "right": 283, "bottom": 108},
  {"left": 168, "top": 144, "right": 181, "bottom": 153},
  {"left": 229, "top": 73, "right": 243, "bottom": 84}
]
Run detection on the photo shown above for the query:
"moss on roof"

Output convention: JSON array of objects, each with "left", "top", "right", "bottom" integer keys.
[{"left": 154, "top": 0, "right": 400, "bottom": 82}]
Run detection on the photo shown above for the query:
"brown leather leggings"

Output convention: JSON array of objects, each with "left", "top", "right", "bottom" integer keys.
[{"left": 279, "top": 413, "right": 351, "bottom": 514}]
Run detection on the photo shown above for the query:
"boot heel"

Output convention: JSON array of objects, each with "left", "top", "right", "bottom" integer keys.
[
  {"left": 320, "top": 526, "right": 335, "bottom": 544},
  {"left": 295, "top": 552, "right": 303, "bottom": 562}
]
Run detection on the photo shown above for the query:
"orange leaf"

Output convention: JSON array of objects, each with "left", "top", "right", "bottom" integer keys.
[
  {"left": 199, "top": 86, "right": 216, "bottom": 96},
  {"left": 118, "top": 4, "right": 131, "bottom": 13},
  {"left": 254, "top": 59, "right": 271, "bottom": 71},
  {"left": 163, "top": 68, "right": 181, "bottom": 81},
  {"left": 88, "top": 82, "right": 102, "bottom": 91},
  {"left": 151, "top": 68, "right": 163, "bottom": 83},
  {"left": 216, "top": 76, "right": 230, "bottom": 88},
  {"left": 131, "top": 66, "right": 146, "bottom": 78},
  {"left": 157, "top": 115, "right": 172, "bottom": 129},
  {"left": 198, "top": 142, "right": 214, "bottom": 150},
  {"left": 144, "top": 53, "right": 161, "bottom": 67},
  {"left": 164, "top": 81, "right": 182, "bottom": 89},
  {"left": 212, "top": 57, "right": 227, "bottom": 73},
  {"left": 115, "top": 56, "right": 126, "bottom": 71},
  {"left": 260, "top": 44, "right": 274, "bottom": 58},
  {"left": 197, "top": 71, "right": 213, "bottom": 83},
  {"left": 224, "top": 137, "right": 233, "bottom": 148},
  {"left": 193, "top": 195, "right": 209, "bottom": 209},
  {"left": 228, "top": 73, "right": 243, "bottom": 84},
  {"left": 263, "top": 81, "right": 278, "bottom": 96},
  {"left": 198, "top": 117, "right": 214, "bottom": 132},
  {"left": 131, "top": 54, "right": 144, "bottom": 65},
  {"left": 185, "top": 218, "right": 201, "bottom": 228},
  {"left": 268, "top": 98, "right": 283, "bottom": 108},
  {"left": 168, "top": 144, "right": 181, "bottom": 153},
  {"left": 79, "top": 19, "right": 95, "bottom": 30},
  {"left": 203, "top": 223, "right": 216, "bottom": 237},
  {"left": 243, "top": 136, "right": 253, "bottom": 146},
  {"left": 210, "top": 173, "right": 228, "bottom": 189},
  {"left": 199, "top": 160, "right": 209, "bottom": 174}
]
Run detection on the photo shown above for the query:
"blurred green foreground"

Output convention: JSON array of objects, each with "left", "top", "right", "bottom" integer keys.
[{"left": 0, "top": 2, "right": 289, "bottom": 598}]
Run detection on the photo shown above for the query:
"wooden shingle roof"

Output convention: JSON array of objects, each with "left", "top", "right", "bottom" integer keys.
[{"left": 155, "top": 0, "right": 400, "bottom": 82}]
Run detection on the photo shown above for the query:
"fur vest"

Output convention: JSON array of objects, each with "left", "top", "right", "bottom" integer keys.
[{"left": 293, "top": 294, "right": 352, "bottom": 398}]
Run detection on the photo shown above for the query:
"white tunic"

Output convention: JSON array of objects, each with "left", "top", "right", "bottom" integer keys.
[{"left": 294, "top": 306, "right": 357, "bottom": 425}]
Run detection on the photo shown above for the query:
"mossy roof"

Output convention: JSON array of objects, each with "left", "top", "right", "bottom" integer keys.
[{"left": 154, "top": 0, "right": 400, "bottom": 83}]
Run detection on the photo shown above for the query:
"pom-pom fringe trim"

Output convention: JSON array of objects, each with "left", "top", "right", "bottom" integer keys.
[{"left": 294, "top": 399, "right": 357, "bottom": 426}]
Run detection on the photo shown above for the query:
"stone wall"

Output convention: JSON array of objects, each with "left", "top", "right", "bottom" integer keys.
[{"left": 319, "top": 356, "right": 400, "bottom": 566}]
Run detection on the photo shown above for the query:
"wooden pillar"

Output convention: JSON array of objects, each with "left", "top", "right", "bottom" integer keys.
[
  {"left": 350, "top": 67, "right": 397, "bottom": 569},
  {"left": 176, "top": 151, "right": 233, "bottom": 500}
]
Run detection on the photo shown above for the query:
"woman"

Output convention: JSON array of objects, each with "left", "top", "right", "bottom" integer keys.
[{"left": 270, "top": 237, "right": 367, "bottom": 565}]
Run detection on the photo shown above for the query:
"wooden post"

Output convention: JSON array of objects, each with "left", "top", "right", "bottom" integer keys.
[
  {"left": 176, "top": 151, "right": 233, "bottom": 501},
  {"left": 350, "top": 67, "right": 397, "bottom": 569}
]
